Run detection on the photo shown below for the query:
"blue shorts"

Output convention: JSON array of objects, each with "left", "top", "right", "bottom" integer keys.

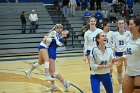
[
  {"left": 38, "top": 45, "right": 46, "bottom": 50},
  {"left": 90, "top": 73, "right": 113, "bottom": 93},
  {"left": 115, "top": 52, "right": 123, "bottom": 57},
  {"left": 86, "top": 50, "right": 90, "bottom": 56},
  {"left": 48, "top": 49, "right": 56, "bottom": 60}
]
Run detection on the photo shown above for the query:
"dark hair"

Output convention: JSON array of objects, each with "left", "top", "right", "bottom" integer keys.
[
  {"left": 65, "top": 32, "right": 70, "bottom": 39},
  {"left": 95, "top": 32, "right": 102, "bottom": 45},
  {"left": 21, "top": 11, "right": 25, "bottom": 14},
  {"left": 103, "top": 21, "right": 109, "bottom": 29},
  {"left": 130, "top": 15, "right": 140, "bottom": 33}
]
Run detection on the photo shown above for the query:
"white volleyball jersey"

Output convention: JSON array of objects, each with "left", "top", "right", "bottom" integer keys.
[
  {"left": 104, "top": 31, "right": 114, "bottom": 47},
  {"left": 113, "top": 30, "right": 131, "bottom": 52},
  {"left": 40, "top": 30, "right": 60, "bottom": 48},
  {"left": 125, "top": 38, "right": 140, "bottom": 76},
  {"left": 90, "top": 46, "right": 114, "bottom": 75},
  {"left": 84, "top": 28, "right": 103, "bottom": 53}
]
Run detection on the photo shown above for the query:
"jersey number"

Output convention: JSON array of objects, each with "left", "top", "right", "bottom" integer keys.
[
  {"left": 100, "top": 61, "right": 107, "bottom": 65},
  {"left": 126, "top": 48, "right": 132, "bottom": 55},
  {"left": 119, "top": 40, "right": 124, "bottom": 45}
]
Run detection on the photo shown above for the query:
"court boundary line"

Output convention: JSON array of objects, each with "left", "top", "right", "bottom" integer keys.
[{"left": 0, "top": 54, "right": 83, "bottom": 62}]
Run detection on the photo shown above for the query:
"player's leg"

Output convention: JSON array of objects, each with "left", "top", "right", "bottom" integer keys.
[
  {"left": 49, "top": 58, "right": 71, "bottom": 92},
  {"left": 116, "top": 62, "right": 123, "bottom": 93},
  {"left": 122, "top": 74, "right": 134, "bottom": 93},
  {"left": 40, "top": 49, "right": 54, "bottom": 80},
  {"left": 101, "top": 73, "right": 113, "bottom": 93},
  {"left": 90, "top": 75, "right": 100, "bottom": 93},
  {"left": 134, "top": 76, "right": 140, "bottom": 93},
  {"left": 25, "top": 50, "right": 43, "bottom": 79}
]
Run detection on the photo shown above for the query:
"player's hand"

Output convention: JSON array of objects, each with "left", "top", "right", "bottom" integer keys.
[
  {"left": 56, "top": 41, "right": 63, "bottom": 46},
  {"left": 83, "top": 56, "right": 87, "bottom": 62}
]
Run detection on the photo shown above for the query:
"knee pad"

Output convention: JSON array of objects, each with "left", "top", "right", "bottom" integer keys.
[
  {"left": 44, "top": 61, "right": 49, "bottom": 68},
  {"left": 118, "top": 73, "right": 123, "bottom": 79},
  {"left": 52, "top": 71, "right": 59, "bottom": 78}
]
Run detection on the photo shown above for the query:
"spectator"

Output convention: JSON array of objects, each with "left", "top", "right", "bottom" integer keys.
[
  {"left": 109, "top": 8, "right": 117, "bottom": 23},
  {"left": 96, "top": 0, "right": 102, "bottom": 10},
  {"left": 29, "top": 10, "right": 38, "bottom": 34},
  {"left": 69, "top": 0, "right": 77, "bottom": 16},
  {"left": 89, "top": 0, "right": 95, "bottom": 10},
  {"left": 83, "top": 9, "right": 91, "bottom": 23},
  {"left": 94, "top": 10, "right": 103, "bottom": 22},
  {"left": 102, "top": 8, "right": 109, "bottom": 22},
  {"left": 96, "top": 19, "right": 103, "bottom": 29},
  {"left": 81, "top": 22, "right": 88, "bottom": 36},
  {"left": 62, "top": 0, "right": 70, "bottom": 17},
  {"left": 76, "top": 0, "right": 80, "bottom": 10},
  {"left": 20, "top": 11, "right": 26, "bottom": 34}
]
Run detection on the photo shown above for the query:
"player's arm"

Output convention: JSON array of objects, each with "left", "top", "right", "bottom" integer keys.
[
  {"left": 52, "top": 31, "right": 63, "bottom": 46},
  {"left": 83, "top": 33, "right": 88, "bottom": 55},
  {"left": 90, "top": 49, "right": 112, "bottom": 70},
  {"left": 83, "top": 33, "right": 88, "bottom": 61}
]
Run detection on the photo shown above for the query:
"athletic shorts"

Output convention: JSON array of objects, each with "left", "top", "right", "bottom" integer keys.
[
  {"left": 115, "top": 52, "right": 123, "bottom": 57},
  {"left": 48, "top": 49, "right": 56, "bottom": 60},
  {"left": 86, "top": 50, "right": 90, "bottom": 56},
  {"left": 38, "top": 45, "right": 46, "bottom": 50}
]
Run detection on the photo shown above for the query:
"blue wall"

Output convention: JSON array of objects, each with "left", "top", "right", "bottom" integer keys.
[{"left": 0, "top": 0, "right": 54, "bottom": 3}]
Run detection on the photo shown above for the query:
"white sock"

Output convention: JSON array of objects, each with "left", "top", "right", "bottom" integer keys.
[{"left": 33, "top": 62, "right": 40, "bottom": 68}]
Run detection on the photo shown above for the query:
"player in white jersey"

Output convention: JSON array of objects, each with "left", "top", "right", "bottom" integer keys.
[
  {"left": 113, "top": 19, "right": 131, "bottom": 93},
  {"left": 102, "top": 21, "right": 114, "bottom": 80},
  {"left": 113, "top": 17, "right": 140, "bottom": 93},
  {"left": 102, "top": 22, "right": 114, "bottom": 49},
  {"left": 25, "top": 24, "right": 63, "bottom": 81},
  {"left": 90, "top": 32, "right": 114, "bottom": 93},
  {"left": 83, "top": 17, "right": 103, "bottom": 63}
]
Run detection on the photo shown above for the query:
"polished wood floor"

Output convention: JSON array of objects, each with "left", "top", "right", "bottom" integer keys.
[{"left": 0, "top": 53, "right": 125, "bottom": 93}]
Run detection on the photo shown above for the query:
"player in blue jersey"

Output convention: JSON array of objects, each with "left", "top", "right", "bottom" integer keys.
[
  {"left": 25, "top": 24, "right": 63, "bottom": 81},
  {"left": 113, "top": 16, "right": 140, "bottom": 93},
  {"left": 90, "top": 32, "right": 114, "bottom": 93},
  {"left": 25, "top": 27, "right": 70, "bottom": 92},
  {"left": 46, "top": 30, "right": 71, "bottom": 92}
]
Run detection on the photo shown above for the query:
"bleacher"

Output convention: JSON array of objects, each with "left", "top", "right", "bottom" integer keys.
[
  {"left": 0, "top": 1, "right": 139, "bottom": 57},
  {"left": 0, "top": 3, "right": 54, "bottom": 57}
]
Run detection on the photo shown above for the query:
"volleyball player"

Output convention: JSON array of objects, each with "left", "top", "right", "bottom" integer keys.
[
  {"left": 90, "top": 32, "right": 114, "bottom": 93},
  {"left": 25, "top": 24, "right": 64, "bottom": 81},
  {"left": 113, "top": 18, "right": 131, "bottom": 93},
  {"left": 102, "top": 22, "right": 114, "bottom": 80},
  {"left": 83, "top": 17, "right": 103, "bottom": 63},
  {"left": 113, "top": 16, "right": 140, "bottom": 93},
  {"left": 46, "top": 30, "right": 71, "bottom": 92},
  {"left": 83, "top": 17, "right": 103, "bottom": 90}
]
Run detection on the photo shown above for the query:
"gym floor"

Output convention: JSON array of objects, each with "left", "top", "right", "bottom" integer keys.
[{"left": 0, "top": 53, "right": 124, "bottom": 93}]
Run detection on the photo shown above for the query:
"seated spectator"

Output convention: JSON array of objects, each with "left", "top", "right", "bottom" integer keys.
[
  {"left": 81, "top": 22, "right": 89, "bottom": 36},
  {"left": 109, "top": 8, "right": 117, "bottom": 23},
  {"left": 102, "top": 8, "right": 109, "bottom": 22},
  {"left": 83, "top": 9, "right": 91, "bottom": 23},
  {"left": 96, "top": 19, "right": 103, "bottom": 29},
  {"left": 94, "top": 10, "right": 103, "bottom": 22}
]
